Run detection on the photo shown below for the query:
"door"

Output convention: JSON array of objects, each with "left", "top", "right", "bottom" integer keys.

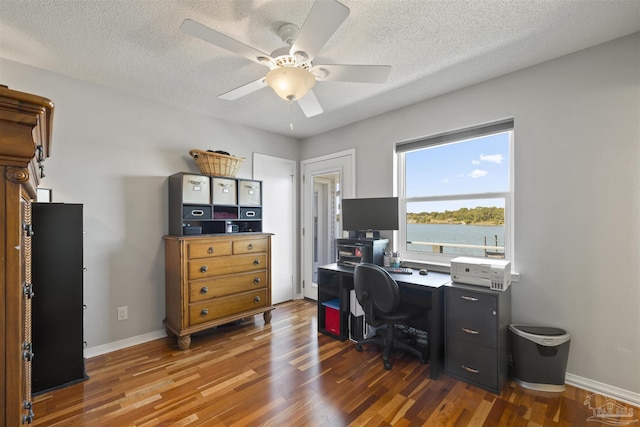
[
  {"left": 253, "top": 153, "right": 296, "bottom": 304},
  {"left": 302, "top": 149, "right": 355, "bottom": 300}
]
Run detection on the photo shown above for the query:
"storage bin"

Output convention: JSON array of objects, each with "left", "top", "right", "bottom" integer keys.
[
  {"left": 212, "top": 178, "right": 237, "bottom": 205},
  {"left": 323, "top": 299, "right": 340, "bottom": 335},
  {"left": 509, "top": 325, "right": 570, "bottom": 392},
  {"left": 238, "top": 180, "right": 261, "bottom": 206},
  {"left": 240, "top": 207, "right": 261, "bottom": 219},
  {"left": 182, "top": 174, "right": 210, "bottom": 204},
  {"left": 182, "top": 206, "right": 212, "bottom": 220}
]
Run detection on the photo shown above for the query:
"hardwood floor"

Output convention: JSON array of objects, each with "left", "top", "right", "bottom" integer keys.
[{"left": 32, "top": 300, "right": 637, "bottom": 426}]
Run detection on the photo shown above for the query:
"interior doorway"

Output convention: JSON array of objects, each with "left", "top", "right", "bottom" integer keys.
[
  {"left": 301, "top": 150, "right": 355, "bottom": 300},
  {"left": 313, "top": 174, "right": 339, "bottom": 285}
]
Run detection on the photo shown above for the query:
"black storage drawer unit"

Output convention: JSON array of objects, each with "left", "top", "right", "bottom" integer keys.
[
  {"left": 445, "top": 283, "right": 511, "bottom": 394},
  {"left": 183, "top": 205, "right": 212, "bottom": 219},
  {"left": 240, "top": 207, "right": 261, "bottom": 219}
]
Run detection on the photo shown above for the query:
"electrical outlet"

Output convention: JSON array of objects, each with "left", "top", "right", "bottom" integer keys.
[{"left": 117, "top": 306, "right": 128, "bottom": 321}]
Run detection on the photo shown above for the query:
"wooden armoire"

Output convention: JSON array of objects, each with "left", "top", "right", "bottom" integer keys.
[{"left": 1, "top": 85, "right": 54, "bottom": 425}]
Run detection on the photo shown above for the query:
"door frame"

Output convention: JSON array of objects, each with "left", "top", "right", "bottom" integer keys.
[{"left": 301, "top": 149, "right": 356, "bottom": 300}]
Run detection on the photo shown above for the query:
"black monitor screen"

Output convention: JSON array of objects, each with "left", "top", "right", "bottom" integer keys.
[{"left": 342, "top": 197, "right": 399, "bottom": 231}]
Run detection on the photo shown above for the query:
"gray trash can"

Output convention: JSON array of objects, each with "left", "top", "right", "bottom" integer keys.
[{"left": 509, "top": 325, "right": 570, "bottom": 392}]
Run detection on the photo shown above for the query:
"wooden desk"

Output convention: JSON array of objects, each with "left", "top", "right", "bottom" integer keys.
[{"left": 317, "top": 263, "right": 451, "bottom": 379}]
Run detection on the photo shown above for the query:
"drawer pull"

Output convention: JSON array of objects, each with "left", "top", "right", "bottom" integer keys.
[
  {"left": 253, "top": 259, "right": 260, "bottom": 265},
  {"left": 461, "top": 295, "right": 478, "bottom": 302},
  {"left": 190, "top": 210, "right": 204, "bottom": 217},
  {"left": 254, "top": 296, "right": 261, "bottom": 303},
  {"left": 247, "top": 243, "right": 254, "bottom": 251},
  {"left": 207, "top": 247, "right": 214, "bottom": 254},
  {"left": 200, "top": 308, "right": 209, "bottom": 317},
  {"left": 200, "top": 265, "right": 208, "bottom": 273},
  {"left": 462, "top": 327, "right": 479, "bottom": 335},
  {"left": 200, "top": 286, "right": 209, "bottom": 294},
  {"left": 462, "top": 365, "right": 479, "bottom": 374},
  {"left": 254, "top": 277, "right": 261, "bottom": 284}
]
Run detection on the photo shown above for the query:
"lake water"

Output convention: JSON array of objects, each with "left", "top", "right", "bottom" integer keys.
[{"left": 406, "top": 223, "right": 504, "bottom": 257}]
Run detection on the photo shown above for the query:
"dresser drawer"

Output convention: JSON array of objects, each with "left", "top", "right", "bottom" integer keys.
[
  {"left": 187, "top": 240, "right": 232, "bottom": 259},
  {"left": 232, "top": 237, "right": 268, "bottom": 254},
  {"left": 446, "top": 336, "right": 497, "bottom": 390},
  {"left": 446, "top": 288, "right": 498, "bottom": 347},
  {"left": 189, "top": 289, "right": 268, "bottom": 326},
  {"left": 188, "top": 253, "right": 267, "bottom": 280},
  {"left": 189, "top": 271, "right": 267, "bottom": 302}
]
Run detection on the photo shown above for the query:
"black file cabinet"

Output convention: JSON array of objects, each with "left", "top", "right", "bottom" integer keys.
[
  {"left": 444, "top": 284, "right": 511, "bottom": 394},
  {"left": 31, "top": 203, "right": 87, "bottom": 394}
]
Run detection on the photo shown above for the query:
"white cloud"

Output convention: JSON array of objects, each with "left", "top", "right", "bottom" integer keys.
[
  {"left": 472, "top": 159, "right": 480, "bottom": 165},
  {"left": 480, "top": 154, "right": 504, "bottom": 164},
  {"left": 468, "top": 169, "right": 489, "bottom": 178}
]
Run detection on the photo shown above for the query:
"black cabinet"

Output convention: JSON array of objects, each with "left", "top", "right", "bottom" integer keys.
[
  {"left": 169, "top": 172, "right": 263, "bottom": 236},
  {"left": 31, "top": 203, "right": 87, "bottom": 394},
  {"left": 317, "top": 267, "right": 352, "bottom": 341},
  {"left": 444, "top": 284, "right": 511, "bottom": 394}
]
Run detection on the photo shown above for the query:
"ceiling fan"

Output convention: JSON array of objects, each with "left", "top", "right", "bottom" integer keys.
[{"left": 180, "top": 0, "right": 391, "bottom": 117}]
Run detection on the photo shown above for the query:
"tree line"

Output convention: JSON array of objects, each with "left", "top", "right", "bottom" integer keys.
[{"left": 407, "top": 206, "right": 504, "bottom": 225}]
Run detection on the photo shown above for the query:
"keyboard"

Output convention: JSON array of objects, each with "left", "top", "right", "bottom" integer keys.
[{"left": 385, "top": 267, "right": 413, "bottom": 274}]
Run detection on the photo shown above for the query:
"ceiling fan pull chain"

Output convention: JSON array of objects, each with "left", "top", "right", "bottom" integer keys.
[{"left": 289, "top": 101, "right": 294, "bottom": 131}]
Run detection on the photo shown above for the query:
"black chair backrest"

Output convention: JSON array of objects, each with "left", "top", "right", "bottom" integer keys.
[{"left": 354, "top": 264, "right": 401, "bottom": 319}]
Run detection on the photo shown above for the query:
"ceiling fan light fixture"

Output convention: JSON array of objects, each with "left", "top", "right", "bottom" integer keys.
[{"left": 265, "top": 67, "right": 316, "bottom": 101}]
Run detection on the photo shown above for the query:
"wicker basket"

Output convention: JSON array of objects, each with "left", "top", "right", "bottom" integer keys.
[{"left": 189, "top": 149, "right": 245, "bottom": 177}]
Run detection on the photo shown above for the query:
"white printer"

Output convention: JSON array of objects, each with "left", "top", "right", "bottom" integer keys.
[{"left": 450, "top": 256, "right": 511, "bottom": 291}]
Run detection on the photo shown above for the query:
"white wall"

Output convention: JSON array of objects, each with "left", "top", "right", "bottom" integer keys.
[
  {"left": 1, "top": 59, "right": 300, "bottom": 349},
  {"left": 301, "top": 33, "right": 640, "bottom": 396}
]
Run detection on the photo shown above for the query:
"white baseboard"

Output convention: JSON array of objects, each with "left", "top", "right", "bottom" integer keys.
[
  {"left": 84, "top": 329, "right": 166, "bottom": 359},
  {"left": 566, "top": 372, "right": 640, "bottom": 406}
]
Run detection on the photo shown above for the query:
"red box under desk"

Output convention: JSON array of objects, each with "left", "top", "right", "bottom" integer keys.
[{"left": 323, "top": 299, "right": 340, "bottom": 335}]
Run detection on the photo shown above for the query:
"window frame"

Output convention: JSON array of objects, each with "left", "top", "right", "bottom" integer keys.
[{"left": 396, "top": 120, "right": 515, "bottom": 269}]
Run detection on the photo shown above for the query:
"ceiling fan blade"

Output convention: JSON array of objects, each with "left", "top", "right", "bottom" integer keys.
[
  {"left": 313, "top": 64, "right": 392, "bottom": 83},
  {"left": 297, "top": 90, "right": 323, "bottom": 117},
  {"left": 219, "top": 77, "right": 267, "bottom": 100},
  {"left": 180, "top": 19, "right": 272, "bottom": 66},
  {"left": 290, "top": 0, "right": 349, "bottom": 61}
]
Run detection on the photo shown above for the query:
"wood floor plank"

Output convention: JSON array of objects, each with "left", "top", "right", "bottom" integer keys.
[{"left": 31, "top": 300, "right": 638, "bottom": 426}]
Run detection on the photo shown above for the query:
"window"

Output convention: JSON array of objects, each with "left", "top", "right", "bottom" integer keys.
[{"left": 396, "top": 120, "right": 513, "bottom": 266}]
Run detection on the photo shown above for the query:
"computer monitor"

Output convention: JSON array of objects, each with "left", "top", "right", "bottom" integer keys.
[{"left": 342, "top": 197, "right": 399, "bottom": 233}]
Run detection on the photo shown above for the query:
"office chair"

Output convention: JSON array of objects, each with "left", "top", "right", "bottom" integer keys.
[{"left": 353, "top": 263, "right": 426, "bottom": 370}]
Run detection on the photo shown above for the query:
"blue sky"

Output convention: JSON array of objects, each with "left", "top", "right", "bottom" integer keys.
[{"left": 405, "top": 132, "right": 510, "bottom": 213}]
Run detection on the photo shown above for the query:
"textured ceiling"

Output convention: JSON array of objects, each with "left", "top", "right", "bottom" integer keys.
[{"left": 1, "top": 0, "right": 639, "bottom": 138}]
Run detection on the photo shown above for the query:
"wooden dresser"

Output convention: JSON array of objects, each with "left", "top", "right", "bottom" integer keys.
[
  {"left": 1, "top": 85, "right": 54, "bottom": 425},
  {"left": 163, "top": 233, "right": 273, "bottom": 350}
]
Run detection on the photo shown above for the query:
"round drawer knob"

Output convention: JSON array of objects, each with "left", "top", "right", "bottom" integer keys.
[
  {"left": 200, "top": 265, "right": 208, "bottom": 273},
  {"left": 200, "top": 308, "right": 209, "bottom": 317},
  {"left": 253, "top": 277, "right": 261, "bottom": 284},
  {"left": 207, "top": 247, "right": 214, "bottom": 254},
  {"left": 200, "top": 286, "right": 209, "bottom": 294},
  {"left": 247, "top": 244, "right": 253, "bottom": 251},
  {"left": 254, "top": 296, "right": 261, "bottom": 303},
  {"left": 253, "top": 259, "right": 260, "bottom": 265}
]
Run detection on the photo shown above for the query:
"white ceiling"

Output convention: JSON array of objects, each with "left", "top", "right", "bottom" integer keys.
[{"left": 1, "top": 0, "right": 639, "bottom": 139}]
